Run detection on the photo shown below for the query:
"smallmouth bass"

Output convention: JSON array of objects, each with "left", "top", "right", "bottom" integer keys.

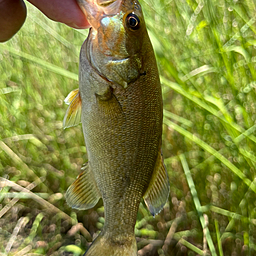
[{"left": 64, "top": 0, "right": 169, "bottom": 255}]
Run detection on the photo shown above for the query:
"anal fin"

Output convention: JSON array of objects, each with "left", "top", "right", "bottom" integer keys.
[
  {"left": 143, "top": 151, "right": 170, "bottom": 216},
  {"left": 63, "top": 88, "right": 82, "bottom": 129},
  {"left": 66, "top": 164, "right": 101, "bottom": 210}
]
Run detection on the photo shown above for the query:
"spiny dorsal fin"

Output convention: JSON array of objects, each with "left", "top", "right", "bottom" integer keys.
[
  {"left": 63, "top": 88, "right": 82, "bottom": 129},
  {"left": 143, "top": 151, "right": 170, "bottom": 216},
  {"left": 65, "top": 164, "right": 101, "bottom": 210}
]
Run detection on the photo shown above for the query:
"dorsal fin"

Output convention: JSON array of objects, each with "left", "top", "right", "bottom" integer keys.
[
  {"left": 66, "top": 164, "right": 101, "bottom": 210},
  {"left": 63, "top": 88, "right": 82, "bottom": 129},
  {"left": 143, "top": 151, "right": 170, "bottom": 216}
]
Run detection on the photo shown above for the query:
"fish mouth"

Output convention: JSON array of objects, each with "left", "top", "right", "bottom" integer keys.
[
  {"left": 110, "top": 57, "right": 130, "bottom": 62},
  {"left": 77, "top": 0, "right": 122, "bottom": 29},
  {"left": 97, "top": 0, "right": 116, "bottom": 7},
  {"left": 99, "top": 0, "right": 122, "bottom": 15},
  {"left": 104, "top": 55, "right": 131, "bottom": 61}
]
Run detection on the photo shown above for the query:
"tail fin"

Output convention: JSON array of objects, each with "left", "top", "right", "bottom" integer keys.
[{"left": 84, "top": 231, "right": 137, "bottom": 256}]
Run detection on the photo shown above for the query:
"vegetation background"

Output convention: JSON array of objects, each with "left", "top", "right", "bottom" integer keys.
[{"left": 1, "top": 0, "right": 256, "bottom": 255}]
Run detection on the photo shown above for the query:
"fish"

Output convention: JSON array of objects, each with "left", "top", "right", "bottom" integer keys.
[{"left": 64, "top": 0, "right": 170, "bottom": 255}]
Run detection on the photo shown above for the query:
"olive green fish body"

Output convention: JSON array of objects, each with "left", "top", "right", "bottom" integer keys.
[
  {"left": 65, "top": 0, "right": 169, "bottom": 255},
  {"left": 80, "top": 29, "right": 162, "bottom": 230}
]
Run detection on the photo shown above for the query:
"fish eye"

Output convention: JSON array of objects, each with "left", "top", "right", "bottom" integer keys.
[{"left": 126, "top": 13, "right": 140, "bottom": 30}]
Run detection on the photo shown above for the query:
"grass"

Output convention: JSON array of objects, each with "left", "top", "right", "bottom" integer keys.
[{"left": 0, "top": 0, "right": 256, "bottom": 255}]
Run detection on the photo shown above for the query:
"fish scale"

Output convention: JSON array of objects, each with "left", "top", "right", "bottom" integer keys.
[{"left": 64, "top": 0, "right": 170, "bottom": 255}]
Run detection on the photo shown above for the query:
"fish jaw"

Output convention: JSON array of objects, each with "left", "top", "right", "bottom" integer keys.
[
  {"left": 76, "top": 0, "right": 122, "bottom": 29},
  {"left": 97, "top": 0, "right": 122, "bottom": 15}
]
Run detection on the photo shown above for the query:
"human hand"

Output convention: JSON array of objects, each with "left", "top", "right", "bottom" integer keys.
[{"left": 0, "top": 0, "right": 90, "bottom": 42}]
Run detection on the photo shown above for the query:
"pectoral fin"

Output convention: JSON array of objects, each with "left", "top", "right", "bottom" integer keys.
[
  {"left": 143, "top": 152, "right": 170, "bottom": 216},
  {"left": 66, "top": 164, "right": 101, "bottom": 210},
  {"left": 63, "top": 88, "right": 82, "bottom": 129}
]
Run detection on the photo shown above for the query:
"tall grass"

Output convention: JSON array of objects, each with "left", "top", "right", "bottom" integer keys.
[{"left": 0, "top": 0, "right": 256, "bottom": 255}]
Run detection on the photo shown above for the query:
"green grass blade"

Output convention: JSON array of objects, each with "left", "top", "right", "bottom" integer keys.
[
  {"left": 200, "top": 205, "right": 256, "bottom": 226},
  {"left": 0, "top": 44, "right": 78, "bottom": 81},
  {"left": 179, "top": 238, "right": 204, "bottom": 255},
  {"left": 22, "top": 213, "right": 44, "bottom": 246},
  {"left": 215, "top": 220, "right": 224, "bottom": 256},
  {"left": 189, "top": 124, "right": 256, "bottom": 174},
  {"left": 30, "top": 16, "right": 79, "bottom": 54},
  {"left": 161, "top": 77, "right": 256, "bottom": 144},
  {"left": 164, "top": 118, "right": 256, "bottom": 193},
  {"left": 179, "top": 154, "right": 217, "bottom": 256},
  {"left": 163, "top": 109, "right": 193, "bottom": 127}
]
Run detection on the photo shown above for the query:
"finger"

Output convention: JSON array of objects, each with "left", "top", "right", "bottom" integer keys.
[
  {"left": 27, "top": 0, "right": 90, "bottom": 29},
  {"left": 0, "top": 0, "right": 27, "bottom": 42}
]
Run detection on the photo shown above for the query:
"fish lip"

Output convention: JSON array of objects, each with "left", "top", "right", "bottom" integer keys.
[
  {"left": 77, "top": 0, "right": 122, "bottom": 29},
  {"left": 99, "top": 0, "right": 122, "bottom": 15},
  {"left": 97, "top": 0, "right": 116, "bottom": 8},
  {"left": 105, "top": 56, "right": 131, "bottom": 61}
]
